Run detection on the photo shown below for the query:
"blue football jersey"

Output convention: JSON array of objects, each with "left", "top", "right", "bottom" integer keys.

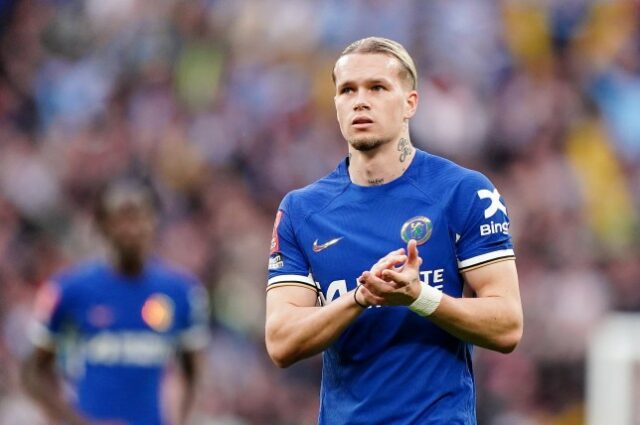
[
  {"left": 267, "top": 149, "right": 515, "bottom": 425},
  {"left": 30, "top": 259, "right": 209, "bottom": 425}
]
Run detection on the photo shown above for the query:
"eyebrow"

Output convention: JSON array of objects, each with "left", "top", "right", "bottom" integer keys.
[{"left": 336, "top": 77, "right": 392, "bottom": 91}]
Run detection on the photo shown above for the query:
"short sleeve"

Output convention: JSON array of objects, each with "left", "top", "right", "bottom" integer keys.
[
  {"left": 267, "top": 194, "right": 315, "bottom": 292},
  {"left": 450, "top": 173, "right": 515, "bottom": 272},
  {"left": 28, "top": 280, "right": 68, "bottom": 350},
  {"left": 176, "top": 282, "right": 210, "bottom": 352}
]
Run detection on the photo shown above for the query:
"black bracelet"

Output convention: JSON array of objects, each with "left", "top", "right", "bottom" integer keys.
[{"left": 354, "top": 285, "right": 368, "bottom": 309}]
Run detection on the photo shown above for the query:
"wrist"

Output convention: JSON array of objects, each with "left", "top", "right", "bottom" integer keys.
[
  {"left": 353, "top": 285, "right": 368, "bottom": 309},
  {"left": 408, "top": 283, "right": 442, "bottom": 316}
]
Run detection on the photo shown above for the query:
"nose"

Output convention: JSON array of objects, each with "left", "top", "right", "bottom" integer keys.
[
  {"left": 353, "top": 91, "right": 370, "bottom": 111},
  {"left": 353, "top": 101, "right": 370, "bottom": 111}
]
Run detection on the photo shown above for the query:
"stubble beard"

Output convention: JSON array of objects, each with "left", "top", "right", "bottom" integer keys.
[{"left": 348, "top": 136, "right": 390, "bottom": 152}]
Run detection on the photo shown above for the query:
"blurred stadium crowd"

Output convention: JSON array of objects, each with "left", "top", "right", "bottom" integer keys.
[{"left": 0, "top": 0, "right": 639, "bottom": 424}]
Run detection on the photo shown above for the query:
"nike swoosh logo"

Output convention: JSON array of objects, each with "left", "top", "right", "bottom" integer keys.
[{"left": 312, "top": 237, "right": 343, "bottom": 253}]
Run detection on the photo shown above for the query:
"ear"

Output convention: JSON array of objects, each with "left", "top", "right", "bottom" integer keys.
[{"left": 404, "top": 90, "right": 418, "bottom": 120}]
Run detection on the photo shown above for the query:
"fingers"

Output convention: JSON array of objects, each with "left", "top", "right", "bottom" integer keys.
[
  {"left": 359, "top": 270, "right": 417, "bottom": 307},
  {"left": 359, "top": 271, "right": 398, "bottom": 298},
  {"left": 371, "top": 249, "right": 406, "bottom": 276},
  {"left": 356, "top": 242, "right": 424, "bottom": 307},
  {"left": 380, "top": 267, "right": 420, "bottom": 287},
  {"left": 356, "top": 281, "right": 386, "bottom": 306},
  {"left": 372, "top": 255, "right": 407, "bottom": 277},
  {"left": 381, "top": 268, "right": 403, "bottom": 283},
  {"left": 360, "top": 270, "right": 398, "bottom": 286},
  {"left": 381, "top": 241, "right": 422, "bottom": 286}
]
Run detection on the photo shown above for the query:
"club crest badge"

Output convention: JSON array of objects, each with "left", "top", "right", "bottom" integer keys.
[
  {"left": 142, "top": 293, "right": 174, "bottom": 332},
  {"left": 400, "top": 216, "right": 433, "bottom": 245},
  {"left": 88, "top": 305, "right": 114, "bottom": 328}
]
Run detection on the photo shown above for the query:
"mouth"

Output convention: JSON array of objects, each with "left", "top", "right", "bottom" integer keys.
[{"left": 351, "top": 116, "right": 374, "bottom": 129}]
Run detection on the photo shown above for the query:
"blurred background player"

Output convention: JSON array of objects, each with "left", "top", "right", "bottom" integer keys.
[
  {"left": 265, "top": 37, "right": 523, "bottom": 424},
  {"left": 21, "top": 181, "right": 209, "bottom": 425}
]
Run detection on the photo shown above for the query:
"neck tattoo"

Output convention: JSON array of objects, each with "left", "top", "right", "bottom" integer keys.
[
  {"left": 368, "top": 178, "right": 385, "bottom": 185},
  {"left": 397, "top": 138, "right": 413, "bottom": 162}
]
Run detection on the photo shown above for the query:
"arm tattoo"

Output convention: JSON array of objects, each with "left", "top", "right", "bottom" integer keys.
[
  {"left": 397, "top": 138, "right": 413, "bottom": 162},
  {"left": 368, "top": 178, "right": 385, "bottom": 185}
]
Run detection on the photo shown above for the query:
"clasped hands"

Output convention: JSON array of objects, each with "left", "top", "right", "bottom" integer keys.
[{"left": 355, "top": 239, "right": 423, "bottom": 308}]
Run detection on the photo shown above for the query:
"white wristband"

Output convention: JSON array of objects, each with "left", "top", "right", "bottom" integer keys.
[{"left": 409, "top": 283, "right": 443, "bottom": 317}]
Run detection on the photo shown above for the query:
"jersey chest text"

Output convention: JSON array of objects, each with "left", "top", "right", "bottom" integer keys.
[{"left": 302, "top": 208, "right": 461, "bottom": 303}]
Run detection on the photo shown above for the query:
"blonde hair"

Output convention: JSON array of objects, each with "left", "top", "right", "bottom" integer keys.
[{"left": 332, "top": 37, "right": 418, "bottom": 90}]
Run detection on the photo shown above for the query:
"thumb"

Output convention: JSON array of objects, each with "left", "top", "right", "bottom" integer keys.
[
  {"left": 381, "top": 268, "right": 403, "bottom": 283},
  {"left": 407, "top": 239, "right": 421, "bottom": 268}
]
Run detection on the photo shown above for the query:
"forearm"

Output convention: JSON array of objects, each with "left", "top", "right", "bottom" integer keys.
[
  {"left": 266, "top": 289, "right": 363, "bottom": 367},
  {"left": 175, "top": 351, "right": 200, "bottom": 425},
  {"left": 21, "top": 357, "right": 87, "bottom": 425},
  {"left": 428, "top": 294, "right": 523, "bottom": 353},
  {"left": 175, "top": 382, "right": 196, "bottom": 425}
]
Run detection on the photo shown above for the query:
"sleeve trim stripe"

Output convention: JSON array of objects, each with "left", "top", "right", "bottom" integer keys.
[
  {"left": 178, "top": 326, "right": 210, "bottom": 351},
  {"left": 457, "top": 249, "right": 515, "bottom": 269},
  {"left": 268, "top": 273, "right": 314, "bottom": 286},
  {"left": 266, "top": 282, "right": 319, "bottom": 294},
  {"left": 28, "top": 322, "right": 56, "bottom": 350},
  {"left": 459, "top": 256, "right": 515, "bottom": 272}
]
